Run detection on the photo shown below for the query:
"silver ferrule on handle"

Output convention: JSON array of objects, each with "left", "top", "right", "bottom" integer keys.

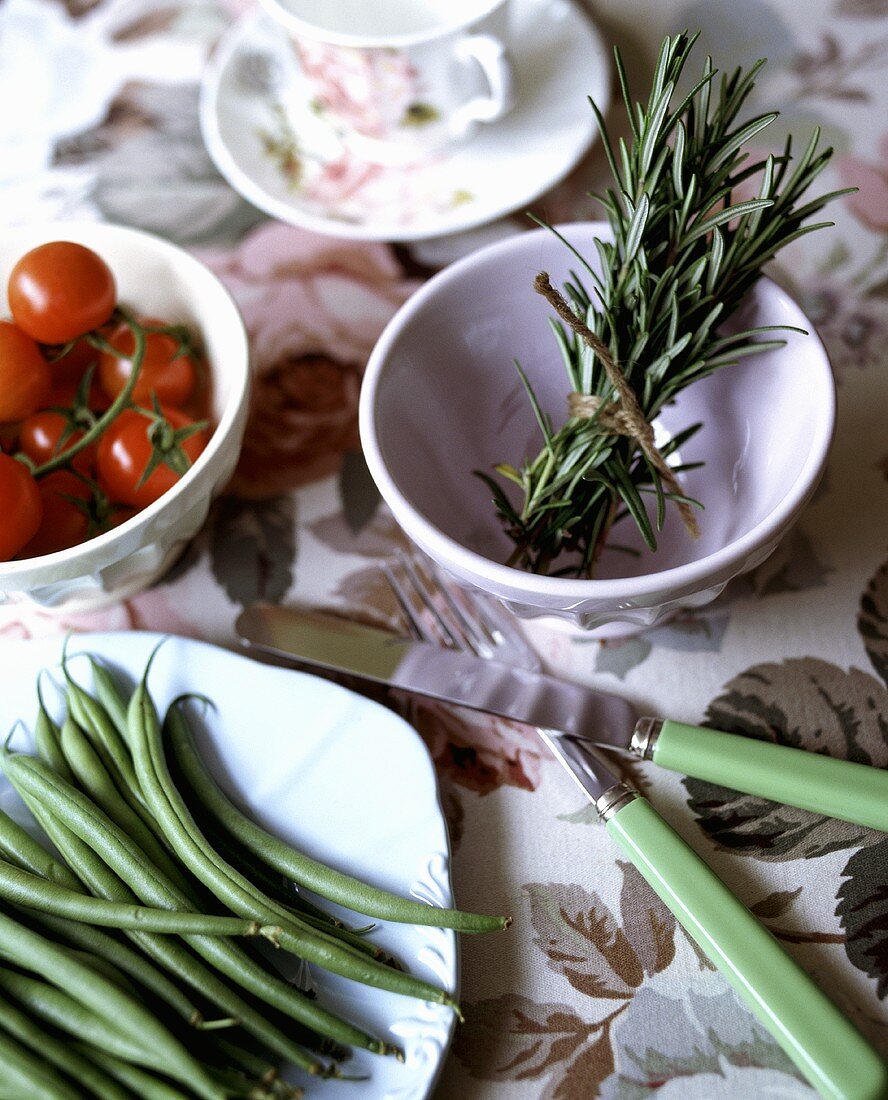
[
  {"left": 595, "top": 783, "right": 640, "bottom": 822},
  {"left": 630, "top": 716, "right": 664, "bottom": 760}
]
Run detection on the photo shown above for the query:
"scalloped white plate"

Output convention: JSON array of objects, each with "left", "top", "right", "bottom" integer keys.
[{"left": 0, "top": 632, "right": 457, "bottom": 1098}]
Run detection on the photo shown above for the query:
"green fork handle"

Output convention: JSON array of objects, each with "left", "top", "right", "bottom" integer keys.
[
  {"left": 606, "top": 795, "right": 888, "bottom": 1100},
  {"left": 646, "top": 720, "right": 888, "bottom": 832}
]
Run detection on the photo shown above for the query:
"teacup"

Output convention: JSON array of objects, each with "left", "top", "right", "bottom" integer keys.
[{"left": 257, "top": 0, "right": 516, "bottom": 165}]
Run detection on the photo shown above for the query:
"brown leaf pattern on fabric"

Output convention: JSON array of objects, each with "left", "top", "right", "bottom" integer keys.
[
  {"left": 837, "top": 836, "right": 888, "bottom": 997},
  {"left": 454, "top": 878, "right": 676, "bottom": 1091},
  {"left": 315, "top": 509, "right": 410, "bottom": 561},
  {"left": 859, "top": 557, "right": 888, "bottom": 685},
  {"left": 686, "top": 658, "right": 888, "bottom": 860},
  {"left": 544, "top": 1026, "right": 616, "bottom": 1100},
  {"left": 333, "top": 564, "right": 404, "bottom": 631},
  {"left": 526, "top": 883, "right": 644, "bottom": 1000},
  {"left": 453, "top": 995, "right": 597, "bottom": 1082},
  {"left": 750, "top": 887, "right": 803, "bottom": 918},
  {"left": 616, "top": 861, "right": 676, "bottom": 978}
]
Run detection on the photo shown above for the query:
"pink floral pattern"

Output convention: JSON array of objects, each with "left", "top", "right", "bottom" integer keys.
[
  {"left": 196, "top": 222, "right": 416, "bottom": 496},
  {"left": 839, "top": 134, "right": 888, "bottom": 232},
  {"left": 295, "top": 40, "right": 427, "bottom": 140}
]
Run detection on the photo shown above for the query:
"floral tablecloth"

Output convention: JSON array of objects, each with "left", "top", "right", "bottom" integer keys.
[{"left": 2, "top": 0, "right": 887, "bottom": 1096}]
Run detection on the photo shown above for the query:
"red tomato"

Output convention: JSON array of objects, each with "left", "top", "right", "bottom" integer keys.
[
  {"left": 0, "top": 321, "right": 52, "bottom": 422},
  {"left": 49, "top": 335, "right": 101, "bottom": 388},
  {"left": 20, "top": 471, "right": 91, "bottom": 558},
  {"left": 97, "top": 407, "right": 209, "bottom": 509},
  {"left": 99, "top": 319, "right": 196, "bottom": 407},
  {"left": 9, "top": 241, "right": 116, "bottom": 344},
  {"left": 19, "top": 411, "right": 96, "bottom": 475},
  {"left": 50, "top": 375, "right": 111, "bottom": 414},
  {"left": 0, "top": 454, "right": 43, "bottom": 560}
]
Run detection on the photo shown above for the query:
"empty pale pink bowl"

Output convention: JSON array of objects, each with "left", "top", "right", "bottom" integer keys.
[{"left": 359, "top": 222, "right": 835, "bottom": 632}]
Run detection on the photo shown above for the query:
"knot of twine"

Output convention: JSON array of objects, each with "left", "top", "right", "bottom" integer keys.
[{"left": 534, "top": 272, "right": 699, "bottom": 539}]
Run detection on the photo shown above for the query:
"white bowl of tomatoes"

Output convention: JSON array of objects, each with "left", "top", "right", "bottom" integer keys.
[{"left": 0, "top": 222, "right": 250, "bottom": 610}]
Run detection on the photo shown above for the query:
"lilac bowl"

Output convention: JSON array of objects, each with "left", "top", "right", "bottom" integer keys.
[{"left": 359, "top": 222, "right": 835, "bottom": 632}]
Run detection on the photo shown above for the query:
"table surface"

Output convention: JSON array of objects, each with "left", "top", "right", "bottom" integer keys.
[{"left": 2, "top": 0, "right": 887, "bottom": 1097}]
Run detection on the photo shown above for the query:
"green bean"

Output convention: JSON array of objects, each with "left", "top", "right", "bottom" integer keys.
[
  {"left": 21, "top": 790, "right": 351, "bottom": 1072},
  {"left": 0, "top": 1019, "right": 82, "bottom": 1100},
  {"left": 0, "top": 855, "right": 275, "bottom": 937},
  {"left": 195, "top": 807, "right": 347, "bottom": 930},
  {"left": 29, "top": 910, "right": 205, "bottom": 1026},
  {"left": 213, "top": 1044, "right": 306, "bottom": 1099},
  {"left": 169, "top": 699, "right": 510, "bottom": 933},
  {"left": 59, "top": 713, "right": 202, "bottom": 893},
  {"left": 83, "top": 655, "right": 131, "bottom": 741},
  {"left": 5, "top": 751, "right": 396, "bottom": 1059},
  {"left": 75, "top": 1048, "right": 193, "bottom": 1100},
  {"left": 0, "top": 967, "right": 153, "bottom": 1064},
  {"left": 129, "top": 681, "right": 457, "bottom": 1014},
  {"left": 34, "top": 675, "right": 74, "bottom": 784},
  {"left": 61, "top": 649, "right": 151, "bottom": 816},
  {"left": 31, "top": 812, "right": 332, "bottom": 1069},
  {"left": 0, "top": 908, "right": 226, "bottom": 1100},
  {"left": 5, "top": 791, "right": 217, "bottom": 1018},
  {"left": 58, "top": 858, "right": 324, "bottom": 1066},
  {"left": 10, "top": 788, "right": 237, "bottom": 1033},
  {"left": 0, "top": 986, "right": 130, "bottom": 1100},
  {"left": 214, "top": 1039, "right": 283, "bottom": 1083},
  {"left": 0, "top": 805, "right": 81, "bottom": 889},
  {"left": 194, "top": 814, "right": 390, "bottom": 957},
  {"left": 66, "top": 947, "right": 138, "bottom": 991}
]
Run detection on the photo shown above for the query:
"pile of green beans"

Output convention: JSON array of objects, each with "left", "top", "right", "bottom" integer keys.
[{"left": 0, "top": 644, "right": 511, "bottom": 1098}]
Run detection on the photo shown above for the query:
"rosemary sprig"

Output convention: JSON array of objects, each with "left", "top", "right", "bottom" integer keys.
[{"left": 481, "top": 32, "right": 851, "bottom": 577}]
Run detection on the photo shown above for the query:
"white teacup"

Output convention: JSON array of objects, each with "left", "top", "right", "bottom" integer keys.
[{"left": 257, "top": 0, "right": 516, "bottom": 165}]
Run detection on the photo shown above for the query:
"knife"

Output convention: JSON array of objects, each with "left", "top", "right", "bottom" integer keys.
[
  {"left": 235, "top": 605, "right": 888, "bottom": 833},
  {"left": 237, "top": 604, "right": 888, "bottom": 1100}
]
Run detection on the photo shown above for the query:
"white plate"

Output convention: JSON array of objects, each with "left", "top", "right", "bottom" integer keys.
[
  {"left": 199, "top": 0, "right": 610, "bottom": 241},
  {"left": 0, "top": 632, "right": 457, "bottom": 1099}
]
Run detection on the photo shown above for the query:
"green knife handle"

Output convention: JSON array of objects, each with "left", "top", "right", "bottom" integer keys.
[
  {"left": 647, "top": 719, "right": 888, "bottom": 832},
  {"left": 606, "top": 795, "right": 887, "bottom": 1100}
]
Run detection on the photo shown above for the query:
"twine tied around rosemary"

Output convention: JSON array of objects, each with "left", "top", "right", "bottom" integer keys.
[{"left": 534, "top": 272, "right": 700, "bottom": 539}]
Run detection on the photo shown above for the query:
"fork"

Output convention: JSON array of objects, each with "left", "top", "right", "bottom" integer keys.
[{"left": 381, "top": 550, "right": 541, "bottom": 671}]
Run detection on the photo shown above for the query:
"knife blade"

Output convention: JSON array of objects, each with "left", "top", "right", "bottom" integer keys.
[{"left": 235, "top": 602, "right": 888, "bottom": 1100}]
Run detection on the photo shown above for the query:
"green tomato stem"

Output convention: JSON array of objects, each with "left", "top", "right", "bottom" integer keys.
[{"left": 32, "top": 319, "right": 147, "bottom": 479}]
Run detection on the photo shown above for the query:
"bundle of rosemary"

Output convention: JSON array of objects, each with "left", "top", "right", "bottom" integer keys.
[{"left": 480, "top": 32, "right": 849, "bottom": 577}]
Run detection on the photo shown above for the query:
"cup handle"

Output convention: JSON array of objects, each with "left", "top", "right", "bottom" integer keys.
[{"left": 449, "top": 33, "right": 515, "bottom": 137}]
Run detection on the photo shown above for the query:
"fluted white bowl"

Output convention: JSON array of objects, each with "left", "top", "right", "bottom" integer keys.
[{"left": 360, "top": 222, "right": 835, "bottom": 632}]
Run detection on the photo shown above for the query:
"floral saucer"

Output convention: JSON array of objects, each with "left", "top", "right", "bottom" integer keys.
[{"left": 199, "top": 0, "right": 610, "bottom": 242}]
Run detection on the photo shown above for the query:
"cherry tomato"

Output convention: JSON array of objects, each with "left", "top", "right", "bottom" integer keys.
[
  {"left": 19, "top": 411, "right": 97, "bottom": 476},
  {"left": 51, "top": 374, "right": 111, "bottom": 414},
  {"left": 0, "top": 321, "right": 52, "bottom": 422},
  {"left": 20, "top": 471, "right": 90, "bottom": 558},
  {"left": 97, "top": 406, "right": 209, "bottom": 509},
  {"left": 9, "top": 241, "right": 116, "bottom": 344},
  {"left": 0, "top": 454, "right": 42, "bottom": 560},
  {"left": 99, "top": 319, "right": 196, "bottom": 407},
  {"left": 49, "top": 335, "right": 101, "bottom": 388}
]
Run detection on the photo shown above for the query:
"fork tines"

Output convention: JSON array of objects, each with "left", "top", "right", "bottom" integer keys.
[{"left": 382, "top": 551, "right": 499, "bottom": 658}]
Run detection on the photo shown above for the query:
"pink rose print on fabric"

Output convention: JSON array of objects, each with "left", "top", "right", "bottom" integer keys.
[
  {"left": 196, "top": 222, "right": 417, "bottom": 497},
  {"left": 839, "top": 134, "right": 888, "bottom": 232},
  {"left": 404, "top": 697, "right": 548, "bottom": 795}
]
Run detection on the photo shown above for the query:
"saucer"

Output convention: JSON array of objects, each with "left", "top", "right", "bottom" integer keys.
[{"left": 199, "top": 1, "right": 610, "bottom": 242}]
